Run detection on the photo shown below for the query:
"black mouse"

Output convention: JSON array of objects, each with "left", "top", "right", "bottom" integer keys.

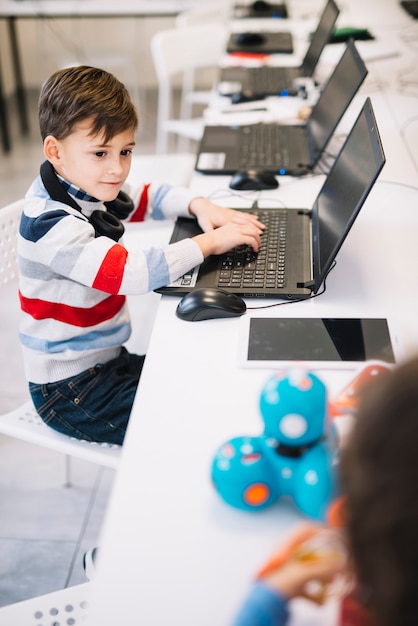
[
  {"left": 252, "top": 0, "right": 272, "bottom": 12},
  {"left": 176, "top": 288, "right": 246, "bottom": 321},
  {"left": 229, "top": 169, "right": 279, "bottom": 191},
  {"left": 235, "top": 32, "right": 266, "bottom": 47}
]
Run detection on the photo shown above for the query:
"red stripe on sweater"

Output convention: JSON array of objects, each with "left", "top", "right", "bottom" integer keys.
[
  {"left": 92, "top": 244, "right": 128, "bottom": 293},
  {"left": 19, "top": 292, "right": 126, "bottom": 328},
  {"left": 130, "top": 184, "right": 150, "bottom": 222}
]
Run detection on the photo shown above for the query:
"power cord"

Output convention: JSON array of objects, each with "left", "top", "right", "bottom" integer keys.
[{"left": 247, "top": 260, "right": 337, "bottom": 311}]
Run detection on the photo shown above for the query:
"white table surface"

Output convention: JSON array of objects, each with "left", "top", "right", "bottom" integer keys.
[{"left": 87, "top": 179, "right": 418, "bottom": 626}]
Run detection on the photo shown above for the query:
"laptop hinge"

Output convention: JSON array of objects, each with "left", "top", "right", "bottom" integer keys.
[
  {"left": 297, "top": 209, "right": 312, "bottom": 216},
  {"left": 297, "top": 279, "right": 315, "bottom": 290}
]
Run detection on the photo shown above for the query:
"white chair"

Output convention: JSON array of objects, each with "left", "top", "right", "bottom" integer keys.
[
  {"left": 0, "top": 200, "right": 121, "bottom": 486},
  {"left": 151, "top": 23, "right": 227, "bottom": 154},
  {"left": 175, "top": 5, "right": 233, "bottom": 123},
  {"left": 0, "top": 581, "right": 91, "bottom": 624}
]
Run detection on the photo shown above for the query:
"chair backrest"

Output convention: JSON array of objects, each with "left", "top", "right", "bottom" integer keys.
[
  {"left": 0, "top": 199, "right": 24, "bottom": 286},
  {"left": 151, "top": 23, "right": 226, "bottom": 152},
  {"left": 151, "top": 23, "right": 226, "bottom": 84},
  {"left": 0, "top": 582, "right": 91, "bottom": 624}
]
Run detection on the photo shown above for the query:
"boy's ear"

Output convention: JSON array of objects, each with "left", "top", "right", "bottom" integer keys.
[{"left": 43, "top": 135, "right": 61, "bottom": 164}]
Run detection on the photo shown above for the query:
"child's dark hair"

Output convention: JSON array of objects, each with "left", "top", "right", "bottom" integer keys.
[
  {"left": 340, "top": 356, "right": 418, "bottom": 626},
  {"left": 38, "top": 65, "right": 138, "bottom": 142}
]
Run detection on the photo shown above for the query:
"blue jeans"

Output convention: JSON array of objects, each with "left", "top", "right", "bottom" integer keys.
[{"left": 29, "top": 348, "right": 145, "bottom": 445}]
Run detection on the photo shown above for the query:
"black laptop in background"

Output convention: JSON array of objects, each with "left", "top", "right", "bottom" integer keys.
[
  {"left": 400, "top": 0, "right": 418, "bottom": 18},
  {"left": 156, "top": 98, "right": 385, "bottom": 300},
  {"left": 233, "top": 1, "right": 289, "bottom": 19},
  {"left": 220, "top": 0, "right": 340, "bottom": 97},
  {"left": 226, "top": 31, "right": 294, "bottom": 55},
  {"left": 195, "top": 39, "right": 367, "bottom": 176}
]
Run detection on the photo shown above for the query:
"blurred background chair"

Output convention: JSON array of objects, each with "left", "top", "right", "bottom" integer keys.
[
  {"left": 151, "top": 23, "right": 227, "bottom": 153},
  {"left": 0, "top": 581, "right": 90, "bottom": 623},
  {"left": 0, "top": 199, "right": 121, "bottom": 487}
]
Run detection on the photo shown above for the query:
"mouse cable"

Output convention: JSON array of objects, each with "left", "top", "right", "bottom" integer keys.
[
  {"left": 377, "top": 179, "right": 418, "bottom": 193},
  {"left": 246, "top": 260, "right": 337, "bottom": 311}
]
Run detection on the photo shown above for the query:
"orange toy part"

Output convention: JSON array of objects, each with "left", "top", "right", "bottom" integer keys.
[
  {"left": 256, "top": 524, "right": 324, "bottom": 580},
  {"left": 327, "top": 497, "right": 346, "bottom": 529},
  {"left": 329, "top": 363, "right": 392, "bottom": 418}
]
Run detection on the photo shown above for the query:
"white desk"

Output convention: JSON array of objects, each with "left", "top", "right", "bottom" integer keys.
[
  {"left": 87, "top": 2, "right": 418, "bottom": 624},
  {"left": 87, "top": 175, "right": 418, "bottom": 626},
  {"left": 88, "top": 187, "right": 418, "bottom": 626}
]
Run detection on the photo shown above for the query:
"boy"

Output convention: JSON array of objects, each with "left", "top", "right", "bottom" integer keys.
[{"left": 18, "top": 65, "right": 264, "bottom": 445}]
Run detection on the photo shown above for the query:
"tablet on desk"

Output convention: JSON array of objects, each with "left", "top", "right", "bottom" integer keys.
[{"left": 238, "top": 316, "right": 403, "bottom": 370}]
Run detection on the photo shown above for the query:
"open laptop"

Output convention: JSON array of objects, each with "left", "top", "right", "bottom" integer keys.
[
  {"left": 220, "top": 0, "right": 339, "bottom": 97},
  {"left": 156, "top": 98, "right": 385, "bottom": 300},
  {"left": 196, "top": 39, "right": 367, "bottom": 176},
  {"left": 226, "top": 31, "right": 293, "bottom": 55},
  {"left": 400, "top": 0, "right": 418, "bottom": 18},
  {"left": 233, "top": 1, "right": 289, "bottom": 19}
]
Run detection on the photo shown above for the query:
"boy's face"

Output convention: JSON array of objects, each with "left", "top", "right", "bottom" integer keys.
[{"left": 44, "top": 119, "right": 136, "bottom": 202}]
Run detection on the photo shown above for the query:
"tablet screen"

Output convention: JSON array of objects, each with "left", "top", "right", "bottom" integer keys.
[{"left": 243, "top": 317, "right": 398, "bottom": 368}]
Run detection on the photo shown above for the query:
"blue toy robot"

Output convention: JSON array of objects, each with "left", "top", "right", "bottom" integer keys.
[{"left": 211, "top": 369, "right": 338, "bottom": 520}]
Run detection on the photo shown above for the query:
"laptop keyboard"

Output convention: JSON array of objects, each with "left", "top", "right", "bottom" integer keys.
[
  {"left": 217, "top": 209, "right": 288, "bottom": 289},
  {"left": 167, "top": 209, "right": 288, "bottom": 291},
  {"left": 238, "top": 125, "right": 290, "bottom": 170},
  {"left": 247, "top": 66, "right": 298, "bottom": 93}
]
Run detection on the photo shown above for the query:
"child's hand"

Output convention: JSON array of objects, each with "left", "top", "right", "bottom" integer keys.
[
  {"left": 193, "top": 221, "right": 264, "bottom": 257},
  {"left": 188, "top": 198, "right": 265, "bottom": 257},
  {"left": 189, "top": 197, "right": 265, "bottom": 233},
  {"left": 257, "top": 524, "right": 350, "bottom": 605}
]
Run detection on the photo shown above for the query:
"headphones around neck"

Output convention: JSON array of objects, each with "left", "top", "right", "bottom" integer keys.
[{"left": 40, "top": 160, "right": 134, "bottom": 242}]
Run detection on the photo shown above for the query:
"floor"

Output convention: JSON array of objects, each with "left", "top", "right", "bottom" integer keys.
[{"left": 0, "top": 86, "right": 186, "bottom": 608}]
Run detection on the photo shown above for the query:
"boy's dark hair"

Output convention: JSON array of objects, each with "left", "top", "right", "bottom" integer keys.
[
  {"left": 340, "top": 356, "right": 418, "bottom": 626},
  {"left": 38, "top": 65, "right": 138, "bottom": 142}
]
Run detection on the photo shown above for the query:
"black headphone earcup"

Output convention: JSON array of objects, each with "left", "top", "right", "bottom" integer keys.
[
  {"left": 106, "top": 190, "right": 134, "bottom": 220},
  {"left": 89, "top": 210, "right": 125, "bottom": 242},
  {"left": 40, "top": 160, "right": 130, "bottom": 242}
]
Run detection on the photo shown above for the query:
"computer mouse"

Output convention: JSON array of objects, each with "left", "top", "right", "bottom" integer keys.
[
  {"left": 235, "top": 32, "right": 266, "bottom": 47},
  {"left": 252, "top": 0, "right": 272, "bottom": 12},
  {"left": 229, "top": 169, "right": 279, "bottom": 191},
  {"left": 252, "top": 0, "right": 288, "bottom": 17},
  {"left": 176, "top": 288, "right": 247, "bottom": 321}
]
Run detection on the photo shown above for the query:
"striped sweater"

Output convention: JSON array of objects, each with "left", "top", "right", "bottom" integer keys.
[{"left": 18, "top": 175, "right": 203, "bottom": 384}]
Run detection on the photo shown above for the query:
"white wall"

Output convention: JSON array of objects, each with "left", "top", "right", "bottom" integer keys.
[{"left": 1, "top": 15, "right": 177, "bottom": 95}]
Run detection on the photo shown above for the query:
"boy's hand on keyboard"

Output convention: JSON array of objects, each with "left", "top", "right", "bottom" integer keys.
[
  {"left": 193, "top": 221, "right": 263, "bottom": 257},
  {"left": 188, "top": 197, "right": 265, "bottom": 233}
]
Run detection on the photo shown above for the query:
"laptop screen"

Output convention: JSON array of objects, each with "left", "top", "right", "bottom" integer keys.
[
  {"left": 307, "top": 39, "right": 368, "bottom": 163},
  {"left": 311, "top": 98, "right": 385, "bottom": 292},
  {"left": 301, "top": 0, "right": 340, "bottom": 76}
]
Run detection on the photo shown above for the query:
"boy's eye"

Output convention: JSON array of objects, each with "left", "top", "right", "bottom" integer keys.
[
  {"left": 121, "top": 149, "right": 132, "bottom": 157},
  {"left": 95, "top": 151, "right": 106, "bottom": 158}
]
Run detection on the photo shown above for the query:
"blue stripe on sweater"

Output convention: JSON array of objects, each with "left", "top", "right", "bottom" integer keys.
[
  {"left": 153, "top": 184, "right": 171, "bottom": 220},
  {"left": 19, "top": 322, "right": 131, "bottom": 353},
  {"left": 20, "top": 210, "right": 85, "bottom": 242},
  {"left": 19, "top": 256, "right": 63, "bottom": 281},
  {"left": 144, "top": 247, "right": 170, "bottom": 290}
]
